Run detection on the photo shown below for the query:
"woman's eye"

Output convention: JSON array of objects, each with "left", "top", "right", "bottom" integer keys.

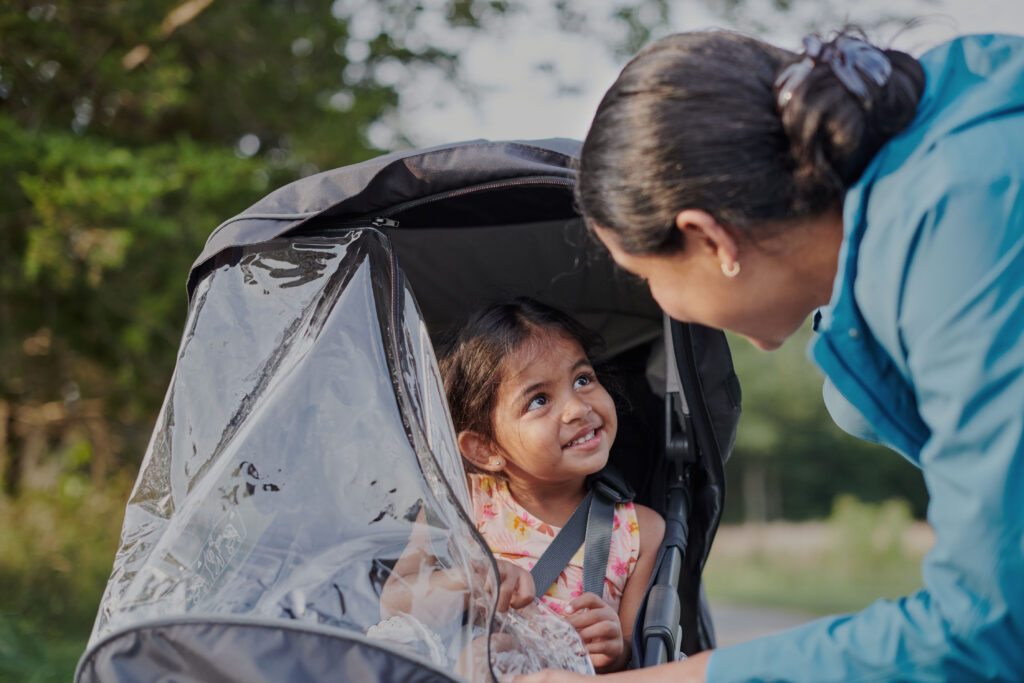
[{"left": 526, "top": 395, "right": 548, "bottom": 411}]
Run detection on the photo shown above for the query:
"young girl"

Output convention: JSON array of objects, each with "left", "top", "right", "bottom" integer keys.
[{"left": 440, "top": 298, "right": 665, "bottom": 673}]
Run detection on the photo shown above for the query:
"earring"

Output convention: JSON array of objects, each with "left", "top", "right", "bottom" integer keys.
[
  {"left": 490, "top": 458, "right": 503, "bottom": 468},
  {"left": 721, "top": 260, "right": 741, "bottom": 277}
]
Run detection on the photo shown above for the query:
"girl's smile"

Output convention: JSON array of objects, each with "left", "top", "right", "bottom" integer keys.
[{"left": 563, "top": 426, "right": 604, "bottom": 451}]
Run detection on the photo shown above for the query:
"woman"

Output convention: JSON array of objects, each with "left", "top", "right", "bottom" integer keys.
[{"left": 517, "top": 29, "right": 1024, "bottom": 682}]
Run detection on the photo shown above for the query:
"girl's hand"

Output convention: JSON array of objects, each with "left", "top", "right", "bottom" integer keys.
[
  {"left": 495, "top": 559, "right": 536, "bottom": 611},
  {"left": 563, "top": 592, "right": 627, "bottom": 671}
]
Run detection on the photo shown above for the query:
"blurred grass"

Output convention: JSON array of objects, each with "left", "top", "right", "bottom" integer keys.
[
  {"left": 0, "top": 620, "right": 85, "bottom": 683},
  {"left": 704, "top": 496, "right": 933, "bottom": 616},
  {"left": 0, "top": 478, "right": 130, "bottom": 683}
]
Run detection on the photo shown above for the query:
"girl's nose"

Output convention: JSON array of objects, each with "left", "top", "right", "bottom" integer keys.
[{"left": 562, "top": 396, "right": 593, "bottom": 422}]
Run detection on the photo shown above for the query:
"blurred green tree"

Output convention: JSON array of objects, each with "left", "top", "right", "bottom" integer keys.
[{"left": 2, "top": 0, "right": 428, "bottom": 495}]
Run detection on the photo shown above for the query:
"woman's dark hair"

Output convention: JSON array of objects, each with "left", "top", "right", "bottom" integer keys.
[
  {"left": 438, "top": 297, "right": 603, "bottom": 445},
  {"left": 576, "top": 29, "right": 925, "bottom": 254}
]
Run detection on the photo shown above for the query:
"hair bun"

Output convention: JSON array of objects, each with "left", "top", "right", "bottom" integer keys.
[{"left": 776, "top": 32, "right": 925, "bottom": 200}]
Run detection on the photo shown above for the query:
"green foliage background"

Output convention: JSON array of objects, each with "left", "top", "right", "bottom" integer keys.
[
  {"left": 723, "top": 326, "right": 928, "bottom": 523},
  {"left": 0, "top": 1, "right": 926, "bottom": 680}
]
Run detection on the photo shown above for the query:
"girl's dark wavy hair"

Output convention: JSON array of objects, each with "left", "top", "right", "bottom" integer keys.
[
  {"left": 576, "top": 29, "right": 925, "bottom": 253},
  {"left": 438, "top": 297, "right": 605, "bottom": 451}
]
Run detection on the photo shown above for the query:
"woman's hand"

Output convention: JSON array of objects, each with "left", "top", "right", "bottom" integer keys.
[
  {"left": 563, "top": 592, "right": 627, "bottom": 671},
  {"left": 513, "top": 650, "right": 712, "bottom": 683}
]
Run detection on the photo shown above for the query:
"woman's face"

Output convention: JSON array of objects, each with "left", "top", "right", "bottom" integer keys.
[{"left": 592, "top": 222, "right": 826, "bottom": 351}]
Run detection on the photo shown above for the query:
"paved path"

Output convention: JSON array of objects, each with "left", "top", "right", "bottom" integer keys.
[{"left": 709, "top": 603, "right": 817, "bottom": 648}]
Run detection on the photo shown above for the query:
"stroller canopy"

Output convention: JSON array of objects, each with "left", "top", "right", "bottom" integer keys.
[{"left": 187, "top": 139, "right": 663, "bottom": 357}]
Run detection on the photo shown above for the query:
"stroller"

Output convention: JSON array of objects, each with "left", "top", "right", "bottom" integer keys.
[{"left": 76, "top": 139, "right": 740, "bottom": 682}]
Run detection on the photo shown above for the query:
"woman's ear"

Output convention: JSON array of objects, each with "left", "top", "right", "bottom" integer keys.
[
  {"left": 674, "top": 209, "right": 740, "bottom": 271},
  {"left": 457, "top": 431, "right": 505, "bottom": 472}
]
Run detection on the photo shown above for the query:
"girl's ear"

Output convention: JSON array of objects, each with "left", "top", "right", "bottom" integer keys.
[{"left": 458, "top": 431, "right": 505, "bottom": 472}]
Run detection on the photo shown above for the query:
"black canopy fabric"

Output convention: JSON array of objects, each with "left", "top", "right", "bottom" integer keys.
[
  {"left": 187, "top": 138, "right": 669, "bottom": 369},
  {"left": 188, "top": 139, "right": 583, "bottom": 299}
]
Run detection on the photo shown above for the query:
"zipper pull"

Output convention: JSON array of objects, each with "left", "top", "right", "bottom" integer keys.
[{"left": 371, "top": 216, "right": 399, "bottom": 228}]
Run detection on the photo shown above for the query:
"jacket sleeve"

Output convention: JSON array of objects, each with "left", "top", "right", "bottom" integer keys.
[{"left": 708, "top": 147, "right": 1024, "bottom": 681}]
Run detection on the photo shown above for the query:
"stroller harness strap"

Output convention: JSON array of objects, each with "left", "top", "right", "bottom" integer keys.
[
  {"left": 529, "top": 489, "right": 617, "bottom": 598},
  {"left": 581, "top": 493, "right": 615, "bottom": 596}
]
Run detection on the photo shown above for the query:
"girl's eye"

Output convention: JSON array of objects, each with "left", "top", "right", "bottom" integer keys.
[
  {"left": 526, "top": 395, "right": 548, "bottom": 412},
  {"left": 574, "top": 373, "right": 595, "bottom": 389}
]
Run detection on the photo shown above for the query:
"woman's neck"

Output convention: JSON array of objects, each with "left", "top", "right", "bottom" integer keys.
[
  {"left": 504, "top": 476, "right": 588, "bottom": 528},
  {"left": 788, "top": 207, "right": 845, "bottom": 309}
]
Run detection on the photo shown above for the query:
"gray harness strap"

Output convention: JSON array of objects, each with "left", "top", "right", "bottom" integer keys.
[
  {"left": 530, "top": 489, "right": 617, "bottom": 597},
  {"left": 530, "top": 490, "right": 594, "bottom": 597},
  {"left": 582, "top": 492, "right": 616, "bottom": 596}
]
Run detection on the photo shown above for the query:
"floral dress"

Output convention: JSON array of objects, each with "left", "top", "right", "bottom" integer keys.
[{"left": 467, "top": 473, "right": 640, "bottom": 615}]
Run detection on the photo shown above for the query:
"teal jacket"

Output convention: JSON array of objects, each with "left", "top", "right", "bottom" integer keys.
[{"left": 708, "top": 34, "right": 1024, "bottom": 682}]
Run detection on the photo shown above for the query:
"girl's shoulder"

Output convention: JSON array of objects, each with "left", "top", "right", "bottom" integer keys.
[{"left": 630, "top": 503, "right": 665, "bottom": 557}]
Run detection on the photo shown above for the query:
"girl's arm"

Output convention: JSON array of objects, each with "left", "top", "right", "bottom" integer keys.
[
  {"left": 617, "top": 503, "right": 666, "bottom": 640},
  {"left": 380, "top": 507, "right": 534, "bottom": 619},
  {"left": 379, "top": 507, "right": 463, "bottom": 619}
]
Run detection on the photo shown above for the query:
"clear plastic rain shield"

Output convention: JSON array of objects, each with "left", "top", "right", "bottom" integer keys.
[{"left": 80, "top": 229, "right": 592, "bottom": 682}]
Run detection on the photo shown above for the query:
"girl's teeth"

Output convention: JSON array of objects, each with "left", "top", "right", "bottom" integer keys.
[{"left": 569, "top": 430, "right": 595, "bottom": 447}]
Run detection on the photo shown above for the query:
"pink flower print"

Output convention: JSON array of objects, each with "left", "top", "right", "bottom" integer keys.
[
  {"left": 612, "top": 557, "right": 630, "bottom": 576},
  {"left": 613, "top": 513, "right": 621, "bottom": 531},
  {"left": 480, "top": 503, "right": 496, "bottom": 521},
  {"left": 544, "top": 598, "right": 564, "bottom": 614},
  {"left": 570, "top": 581, "right": 584, "bottom": 599}
]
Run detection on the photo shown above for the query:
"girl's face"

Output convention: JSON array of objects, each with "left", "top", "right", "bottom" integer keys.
[{"left": 490, "top": 329, "right": 617, "bottom": 489}]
